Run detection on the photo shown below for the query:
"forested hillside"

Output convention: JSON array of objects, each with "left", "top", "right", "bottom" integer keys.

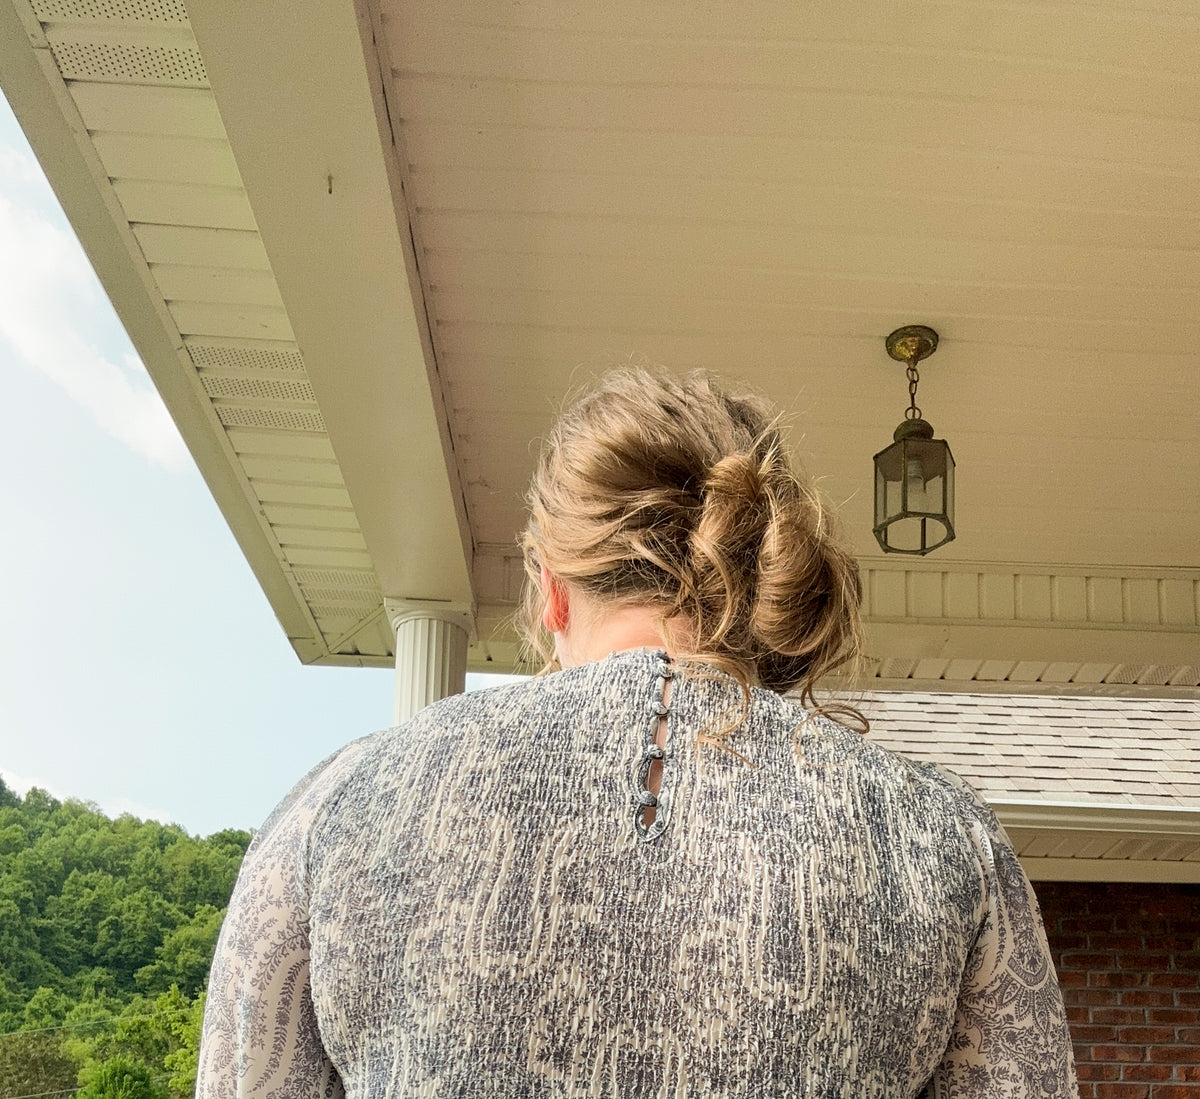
[{"left": 0, "top": 777, "right": 249, "bottom": 1098}]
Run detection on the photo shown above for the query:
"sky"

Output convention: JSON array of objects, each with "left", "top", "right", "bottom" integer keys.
[{"left": 0, "top": 94, "right": 509, "bottom": 837}]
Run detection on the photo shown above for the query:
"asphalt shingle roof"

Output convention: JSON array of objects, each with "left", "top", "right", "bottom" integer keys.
[{"left": 861, "top": 692, "right": 1200, "bottom": 810}]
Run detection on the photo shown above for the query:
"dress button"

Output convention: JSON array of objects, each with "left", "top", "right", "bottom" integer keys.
[
  {"left": 636, "top": 790, "right": 658, "bottom": 808},
  {"left": 644, "top": 744, "right": 665, "bottom": 760}
]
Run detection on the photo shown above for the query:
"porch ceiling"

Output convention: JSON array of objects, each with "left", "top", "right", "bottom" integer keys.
[{"left": 2, "top": 0, "right": 1197, "bottom": 687}]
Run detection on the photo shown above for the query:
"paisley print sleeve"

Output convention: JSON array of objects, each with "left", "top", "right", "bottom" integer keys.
[
  {"left": 923, "top": 777, "right": 1079, "bottom": 1099},
  {"left": 196, "top": 745, "right": 365, "bottom": 1099}
]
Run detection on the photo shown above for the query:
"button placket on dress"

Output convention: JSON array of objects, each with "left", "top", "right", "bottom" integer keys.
[{"left": 633, "top": 656, "right": 675, "bottom": 842}]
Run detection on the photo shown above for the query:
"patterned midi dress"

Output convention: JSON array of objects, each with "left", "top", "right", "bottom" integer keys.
[{"left": 197, "top": 649, "right": 1077, "bottom": 1098}]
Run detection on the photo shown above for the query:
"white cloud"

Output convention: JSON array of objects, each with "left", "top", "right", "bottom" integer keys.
[
  {"left": 0, "top": 140, "right": 190, "bottom": 471},
  {"left": 0, "top": 766, "right": 175, "bottom": 825},
  {"left": 0, "top": 142, "right": 43, "bottom": 189},
  {"left": 0, "top": 765, "right": 66, "bottom": 801},
  {"left": 99, "top": 794, "right": 176, "bottom": 826}
]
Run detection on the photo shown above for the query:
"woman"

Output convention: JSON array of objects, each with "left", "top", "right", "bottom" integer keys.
[{"left": 197, "top": 370, "right": 1077, "bottom": 1097}]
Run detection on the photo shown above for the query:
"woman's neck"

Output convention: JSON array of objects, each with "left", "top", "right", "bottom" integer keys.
[{"left": 555, "top": 599, "right": 691, "bottom": 669}]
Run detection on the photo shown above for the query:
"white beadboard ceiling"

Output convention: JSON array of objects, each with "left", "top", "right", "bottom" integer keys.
[{"left": 2, "top": 0, "right": 1197, "bottom": 688}]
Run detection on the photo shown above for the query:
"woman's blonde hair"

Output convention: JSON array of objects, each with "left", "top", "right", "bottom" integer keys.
[{"left": 520, "top": 368, "right": 866, "bottom": 731}]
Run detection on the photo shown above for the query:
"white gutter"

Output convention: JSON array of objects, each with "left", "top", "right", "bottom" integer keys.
[{"left": 990, "top": 800, "right": 1200, "bottom": 883}]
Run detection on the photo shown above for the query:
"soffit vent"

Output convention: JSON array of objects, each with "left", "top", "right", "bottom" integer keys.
[
  {"left": 1106, "top": 664, "right": 1151, "bottom": 684},
  {"left": 49, "top": 38, "right": 207, "bottom": 86},
  {"left": 293, "top": 568, "right": 385, "bottom": 633},
  {"left": 303, "top": 589, "right": 382, "bottom": 608},
  {"left": 186, "top": 343, "right": 306, "bottom": 373},
  {"left": 1143, "top": 665, "right": 1195, "bottom": 686},
  {"left": 200, "top": 375, "right": 317, "bottom": 404},
  {"left": 311, "top": 603, "right": 384, "bottom": 619},
  {"left": 291, "top": 568, "right": 382, "bottom": 591},
  {"left": 31, "top": 0, "right": 187, "bottom": 23},
  {"left": 215, "top": 405, "right": 326, "bottom": 433}
]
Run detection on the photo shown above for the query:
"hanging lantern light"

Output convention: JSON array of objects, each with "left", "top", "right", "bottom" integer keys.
[{"left": 873, "top": 325, "right": 955, "bottom": 555}]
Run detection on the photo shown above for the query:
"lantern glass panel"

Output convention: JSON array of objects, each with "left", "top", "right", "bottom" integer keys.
[
  {"left": 873, "top": 435, "right": 956, "bottom": 555},
  {"left": 944, "top": 450, "right": 954, "bottom": 527},
  {"left": 905, "top": 438, "right": 947, "bottom": 515},
  {"left": 886, "top": 513, "right": 929, "bottom": 553},
  {"left": 874, "top": 439, "right": 906, "bottom": 521},
  {"left": 875, "top": 450, "right": 902, "bottom": 523}
]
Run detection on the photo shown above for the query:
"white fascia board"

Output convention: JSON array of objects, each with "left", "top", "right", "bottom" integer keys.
[
  {"left": 991, "top": 801, "right": 1200, "bottom": 837},
  {"left": 995, "top": 800, "right": 1200, "bottom": 882},
  {"left": 186, "top": 0, "right": 474, "bottom": 610},
  {"left": 0, "top": 0, "right": 324, "bottom": 655},
  {"left": 1022, "top": 858, "right": 1200, "bottom": 884}
]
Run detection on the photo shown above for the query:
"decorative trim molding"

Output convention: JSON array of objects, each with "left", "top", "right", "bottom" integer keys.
[
  {"left": 468, "top": 550, "right": 1200, "bottom": 686},
  {"left": 856, "top": 558, "right": 1200, "bottom": 632},
  {"left": 383, "top": 597, "right": 475, "bottom": 637},
  {"left": 474, "top": 547, "right": 1200, "bottom": 630}
]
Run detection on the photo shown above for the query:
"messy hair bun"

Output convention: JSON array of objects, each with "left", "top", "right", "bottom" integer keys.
[{"left": 520, "top": 368, "right": 865, "bottom": 729}]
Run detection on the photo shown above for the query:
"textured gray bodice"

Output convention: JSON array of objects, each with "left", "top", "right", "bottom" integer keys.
[{"left": 197, "top": 650, "right": 1076, "bottom": 1098}]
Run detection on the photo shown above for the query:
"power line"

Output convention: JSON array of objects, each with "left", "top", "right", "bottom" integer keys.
[
  {"left": 0, "top": 1019, "right": 108, "bottom": 1038},
  {"left": 0, "top": 1004, "right": 198, "bottom": 1040},
  {"left": 2, "top": 1089, "right": 78, "bottom": 1099},
  {"left": 5, "top": 1072, "right": 172, "bottom": 1099}
]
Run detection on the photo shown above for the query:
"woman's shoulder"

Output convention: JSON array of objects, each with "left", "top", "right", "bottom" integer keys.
[
  {"left": 742, "top": 686, "right": 1002, "bottom": 830},
  {"left": 403, "top": 649, "right": 676, "bottom": 729},
  {"left": 402, "top": 658, "right": 624, "bottom": 727}
]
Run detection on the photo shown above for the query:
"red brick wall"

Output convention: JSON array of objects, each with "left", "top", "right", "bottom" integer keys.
[{"left": 1034, "top": 882, "right": 1200, "bottom": 1099}]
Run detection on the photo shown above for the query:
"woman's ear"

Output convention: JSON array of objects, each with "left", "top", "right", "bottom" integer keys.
[{"left": 541, "top": 565, "right": 569, "bottom": 633}]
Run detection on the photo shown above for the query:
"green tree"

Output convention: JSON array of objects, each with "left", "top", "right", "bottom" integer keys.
[
  {"left": 0, "top": 880, "right": 61, "bottom": 991},
  {"left": 136, "top": 906, "right": 224, "bottom": 996},
  {"left": 95, "top": 889, "right": 183, "bottom": 990},
  {"left": 21, "top": 985, "right": 70, "bottom": 1029},
  {"left": 77, "top": 1055, "right": 167, "bottom": 1099},
  {"left": 0, "top": 778, "right": 21, "bottom": 810},
  {"left": 59, "top": 990, "right": 120, "bottom": 1065},
  {"left": 69, "top": 987, "right": 197, "bottom": 1097},
  {"left": 0, "top": 778, "right": 247, "bottom": 1092},
  {"left": 160, "top": 836, "right": 247, "bottom": 909},
  {"left": 0, "top": 1029, "right": 77, "bottom": 1099},
  {"left": 0, "top": 822, "right": 24, "bottom": 856},
  {"left": 40, "top": 869, "right": 122, "bottom": 975},
  {"left": 162, "top": 991, "right": 205, "bottom": 1099}
]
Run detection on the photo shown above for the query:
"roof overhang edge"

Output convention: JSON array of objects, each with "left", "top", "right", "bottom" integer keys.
[
  {"left": 0, "top": 0, "right": 329, "bottom": 661},
  {"left": 992, "top": 800, "right": 1200, "bottom": 882},
  {"left": 992, "top": 801, "right": 1200, "bottom": 835}
]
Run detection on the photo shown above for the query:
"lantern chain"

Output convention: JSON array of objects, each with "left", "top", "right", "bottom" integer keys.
[{"left": 905, "top": 363, "right": 922, "bottom": 420}]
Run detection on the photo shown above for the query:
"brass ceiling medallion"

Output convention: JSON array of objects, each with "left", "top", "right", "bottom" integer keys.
[
  {"left": 873, "top": 326, "right": 956, "bottom": 556},
  {"left": 885, "top": 324, "right": 939, "bottom": 365}
]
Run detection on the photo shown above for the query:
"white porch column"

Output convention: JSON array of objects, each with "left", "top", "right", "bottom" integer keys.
[{"left": 384, "top": 600, "right": 472, "bottom": 724}]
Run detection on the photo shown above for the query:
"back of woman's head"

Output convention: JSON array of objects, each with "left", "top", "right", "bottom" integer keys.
[{"left": 521, "top": 368, "right": 864, "bottom": 720}]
